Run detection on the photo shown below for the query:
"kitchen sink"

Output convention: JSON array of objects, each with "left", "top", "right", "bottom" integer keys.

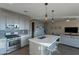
[{"left": 38, "top": 36, "right": 46, "bottom": 39}]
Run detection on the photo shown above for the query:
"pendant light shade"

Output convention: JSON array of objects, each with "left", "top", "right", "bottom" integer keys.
[
  {"left": 52, "top": 18, "right": 54, "bottom": 23},
  {"left": 66, "top": 18, "right": 70, "bottom": 22},
  {"left": 45, "top": 14, "right": 47, "bottom": 21},
  {"left": 45, "top": 3, "right": 48, "bottom": 5}
]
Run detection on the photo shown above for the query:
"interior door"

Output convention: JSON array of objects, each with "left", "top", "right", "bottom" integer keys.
[{"left": 32, "top": 22, "right": 35, "bottom": 38}]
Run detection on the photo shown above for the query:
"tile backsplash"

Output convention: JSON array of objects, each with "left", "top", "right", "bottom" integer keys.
[
  {"left": 0, "top": 29, "right": 28, "bottom": 38},
  {"left": 18, "top": 30, "right": 28, "bottom": 35},
  {"left": 0, "top": 30, "right": 5, "bottom": 38}
]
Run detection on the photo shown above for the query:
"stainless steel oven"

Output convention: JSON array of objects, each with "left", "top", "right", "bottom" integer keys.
[
  {"left": 8, "top": 39, "right": 20, "bottom": 47},
  {"left": 6, "top": 37, "right": 21, "bottom": 53}
]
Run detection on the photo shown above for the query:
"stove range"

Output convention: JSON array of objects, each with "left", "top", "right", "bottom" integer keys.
[
  {"left": 5, "top": 35, "right": 21, "bottom": 53},
  {"left": 5, "top": 35, "right": 20, "bottom": 39}
]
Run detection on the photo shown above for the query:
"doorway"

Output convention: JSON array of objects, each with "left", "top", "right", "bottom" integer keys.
[{"left": 31, "top": 22, "right": 35, "bottom": 38}]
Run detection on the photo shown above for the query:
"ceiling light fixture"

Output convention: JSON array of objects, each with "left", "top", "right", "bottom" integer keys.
[
  {"left": 44, "top": 3, "right": 48, "bottom": 21},
  {"left": 66, "top": 18, "right": 70, "bottom": 22},
  {"left": 51, "top": 10, "right": 54, "bottom": 23},
  {"left": 52, "top": 18, "right": 54, "bottom": 23},
  {"left": 66, "top": 19, "right": 70, "bottom": 22}
]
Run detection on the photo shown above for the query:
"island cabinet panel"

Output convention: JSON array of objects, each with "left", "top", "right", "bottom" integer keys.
[
  {"left": 61, "top": 35, "right": 79, "bottom": 48},
  {"left": 29, "top": 41, "right": 49, "bottom": 55}
]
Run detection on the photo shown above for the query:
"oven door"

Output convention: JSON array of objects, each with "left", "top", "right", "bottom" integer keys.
[
  {"left": 9, "top": 40, "right": 20, "bottom": 47},
  {"left": 7, "top": 38, "right": 21, "bottom": 50}
]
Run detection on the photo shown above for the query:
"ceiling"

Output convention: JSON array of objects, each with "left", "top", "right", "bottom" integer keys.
[{"left": 0, "top": 3, "right": 79, "bottom": 20}]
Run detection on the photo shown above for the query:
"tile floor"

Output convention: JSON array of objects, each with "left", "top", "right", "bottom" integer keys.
[{"left": 7, "top": 44, "right": 79, "bottom": 55}]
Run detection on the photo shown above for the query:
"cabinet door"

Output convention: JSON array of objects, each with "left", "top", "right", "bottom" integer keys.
[
  {"left": 23, "top": 16, "right": 29, "bottom": 30},
  {"left": 70, "top": 36, "right": 79, "bottom": 48},
  {"left": 29, "top": 41, "right": 41, "bottom": 55},
  {"left": 19, "top": 15, "right": 25, "bottom": 30},
  {"left": 13, "top": 14, "right": 19, "bottom": 27},
  {"left": 61, "top": 36, "right": 79, "bottom": 48},
  {"left": 21, "top": 36, "right": 29, "bottom": 47},
  {"left": 0, "top": 10, "right": 6, "bottom": 30},
  {"left": 26, "top": 38, "right": 29, "bottom": 45},
  {"left": 6, "top": 12, "right": 14, "bottom": 25},
  {"left": 61, "top": 36, "right": 70, "bottom": 45},
  {"left": 0, "top": 39, "right": 6, "bottom": 55}
]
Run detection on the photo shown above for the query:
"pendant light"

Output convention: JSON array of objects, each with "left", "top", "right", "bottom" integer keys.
[
  {"left": 51, "top": 10, "right": 54, "bottom": 23},
  {"left": 44, "top": 3, "right": 48, "bottom": 21},
  {"left": 66, "top": 18, "right": 70, "bottom": 22},
  {"left": 66, "top": 19, "right": 70, "bottom": 22}
]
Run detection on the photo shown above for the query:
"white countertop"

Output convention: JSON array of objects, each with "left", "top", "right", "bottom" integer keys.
[
  {"left": 29, "top": 35, "right": 60, "bottom": 47},
  {"left": 20, "top": 34, "right": 30, "bottom": 39},
  {"left": 20, "top": 34, "right": 29, "bottom": 37}
]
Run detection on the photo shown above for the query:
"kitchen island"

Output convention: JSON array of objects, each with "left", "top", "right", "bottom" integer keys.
[{"left": 29, "top": 35, "right": 60, "bottom": 55}]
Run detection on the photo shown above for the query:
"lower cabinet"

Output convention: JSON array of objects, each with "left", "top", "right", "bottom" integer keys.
[
  {"left": 61, "top": 36, "right": 70, "bottom": 45},
  {"left": 21, "top": 36, "right": 29, "bottom": 47},
  {"left": 61, "top": 35, "right": 79, "bottom": 48},
  {"left": 0, "top": 39, "right": 6, "bottom": 55}
]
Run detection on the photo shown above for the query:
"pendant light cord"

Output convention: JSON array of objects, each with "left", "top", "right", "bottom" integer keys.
[{"left": 45, "top": 4, "right": 47, "bottom": 17}]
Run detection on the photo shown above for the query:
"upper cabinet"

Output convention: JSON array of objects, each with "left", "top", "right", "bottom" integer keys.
[
  {"left": 23, "top": 16, "right": 30, "bottom": 30},
  {"left": 6, "top": 12, "right": 14, "bottom": 25},
  {"left": 19, "top": 15, "right": 30, "bottom": 30},
  {"left": 0, "top": 9, "right": 30, "bottom": 30},
  {"left": 19, "top": 15, "right": 25, "bottom": 30},
  {"left": 12, "top": 13, "right": 20, "bottom": 29},
  {"left": 0, "top": 10, "right": 6, "bottom": 30}
]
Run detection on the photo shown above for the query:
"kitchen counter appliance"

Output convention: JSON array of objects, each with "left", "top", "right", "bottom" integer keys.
[{"left": 5, "top": 35, "right": 21, "bottom": 53}]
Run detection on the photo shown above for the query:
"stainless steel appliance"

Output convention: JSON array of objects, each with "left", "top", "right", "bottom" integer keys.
[{"left": 5, "top": 35, "right": 21, "bottom": 53}]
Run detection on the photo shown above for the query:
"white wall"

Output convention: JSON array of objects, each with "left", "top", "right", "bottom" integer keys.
[{"left": 46, "top": 18, "right": 79, "bottom": 35}]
